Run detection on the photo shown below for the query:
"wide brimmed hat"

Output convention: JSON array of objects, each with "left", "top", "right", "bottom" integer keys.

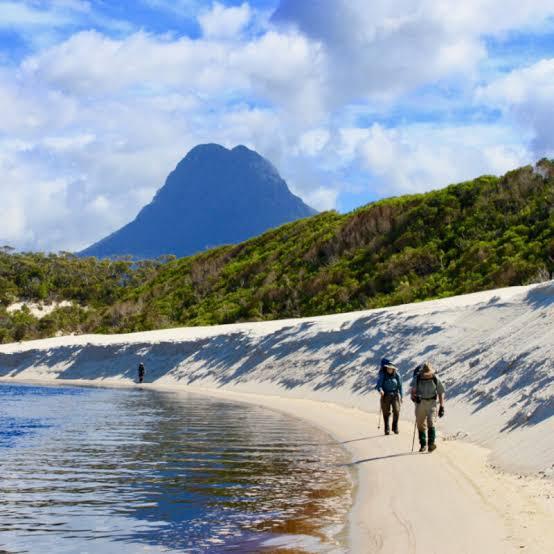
[{"left": 420, "top": 362, "right": 435, "bottom": 377}]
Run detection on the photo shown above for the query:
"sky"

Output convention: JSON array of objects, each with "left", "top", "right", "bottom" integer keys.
[{"left": 1, "top": 0, "right": 553, "bottom": 252}]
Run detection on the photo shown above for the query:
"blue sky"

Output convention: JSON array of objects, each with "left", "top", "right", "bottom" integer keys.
[{"left": 0, "top": 1, "right": 553, "bottom": 252}]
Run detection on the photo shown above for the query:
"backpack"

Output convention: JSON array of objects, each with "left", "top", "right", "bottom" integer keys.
[{"left": 413, "top": 364, "right": 438, "bottom": 387}]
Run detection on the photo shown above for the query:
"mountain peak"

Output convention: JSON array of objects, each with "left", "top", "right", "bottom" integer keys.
[
  {"left": 231, "top": 144, "right": 255, "bottom": 154},
  {"left": 80, "top": 144, "right": 317, "bottom": 259},
  {"left": 184, "top": 143, "right": 262, "bottom": 160}
]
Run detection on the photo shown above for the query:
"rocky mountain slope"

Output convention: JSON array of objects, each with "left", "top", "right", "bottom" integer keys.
[{"left": 80, "top": 144, "right": 316, "bottom": 259}]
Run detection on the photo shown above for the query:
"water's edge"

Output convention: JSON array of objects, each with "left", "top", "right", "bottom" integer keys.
[{"left": 1, "top": 377, "right": 355, "bottom": 553}]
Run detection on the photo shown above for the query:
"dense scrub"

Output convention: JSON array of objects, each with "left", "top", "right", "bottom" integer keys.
[
  {"left": 1, "top": 161, "right": 553, "bottom": 342},
  {"left": 0, "top": 254, "right": 168, "bottom": 342}
]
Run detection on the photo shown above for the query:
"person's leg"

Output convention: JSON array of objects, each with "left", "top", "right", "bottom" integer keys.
[
  {"left": 427, "top": 400, "right": 438, "bottom": 451},
  {"left": 415, "top": 402, "right": 427, "bottom": 451},
  {"left": 392, "top": 395, "right": 400, "bottom": 434},
  {"left": 381, "top": 395, "right": 391, "bottom": 434}
]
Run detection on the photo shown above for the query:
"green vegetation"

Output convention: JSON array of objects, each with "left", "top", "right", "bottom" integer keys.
[
  {"left": 0, "top": 253, "right": 168, "bottom": 343},
  {"left": 1, "top": 161, "right": 553, "bottom": 343}
]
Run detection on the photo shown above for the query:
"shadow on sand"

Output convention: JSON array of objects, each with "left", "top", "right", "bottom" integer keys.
[
  {"left": 348, "top": 452, "right": 418, "bottom": 466},
  {"left": 1, "top": 281, "right": 552, "bottom": 431}
]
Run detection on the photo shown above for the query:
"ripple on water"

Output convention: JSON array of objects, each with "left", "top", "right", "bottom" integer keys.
[{"left": 0, "top": 382, "right": 352, "bottom": 553}]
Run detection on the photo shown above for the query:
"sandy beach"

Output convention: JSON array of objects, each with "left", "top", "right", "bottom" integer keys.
[
  {"left": 196, "top": 387, "right": 554, "bottom": 553},
  {"left": 1, "top": 281, "right": 553, "bottom": 552}
]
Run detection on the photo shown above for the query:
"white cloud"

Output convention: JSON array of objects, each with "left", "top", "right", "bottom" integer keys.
[
  {"left": 0, "top": 141, "right": 72, "bottom": 249},
  {"left": 23, "top": 29, "right": 312, "bottom": 93},
  {"left": 302, "top": 186, "right": 338, "bottom": 211},
  {"left": 0, "top": 73, "right": 78, "bottom": 134},
  {"left": 432, "top": 0, "right": 554, "bottom": 34},
  {"left": 198, "top": 2, "right": 251, "bottom": 39},
  {"left": 272, "top": 0, "right": 554, "bottom": 106},
  {"left": 21, "top": 27, "right": 325, "bottom": 125},
  {"left": 338, "top": 123, "right": 530, "bottom": 195},
  {"left": 0, "top": 194, "right": 27, "bottom": 246},
  {"left": 0, "top": 1, "right": 86, "bottom": 28},
  {"left": 296, "top": 128, "right": 330, "bottom": 156},
  {"left": 0, "top": 1, "right": 131, "bottom": 50},
  {"left": 42, "top": 133, "right": 96, "bottom": 152},
  {"left": 1, "top": 1, "right": 553, "bottom": 251},
  {"left": 477, "top": 59, "right": 554, "bottom": 157}
]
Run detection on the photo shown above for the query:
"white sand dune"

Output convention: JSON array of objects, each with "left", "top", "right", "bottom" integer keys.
[
  {"left": 1, "top": 281, "right": 553, "bottom": 552},
  {"left": 6, "top": 300, "right": 74, "bottom": 319}
]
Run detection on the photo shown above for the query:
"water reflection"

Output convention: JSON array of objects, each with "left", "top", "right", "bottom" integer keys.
[{"left": 0, "top": 383, "right": 351, "bottom": 553}]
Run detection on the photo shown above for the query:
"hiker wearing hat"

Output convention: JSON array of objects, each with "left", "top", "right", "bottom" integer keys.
[
  {"left": 410, "top": 362, "right": 445, "bottom": 452},
  {"left": 376, "top": 359, "right": 403, "bottom": 435}
]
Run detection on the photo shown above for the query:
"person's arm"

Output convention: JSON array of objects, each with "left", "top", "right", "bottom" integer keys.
[
  {"left": 437, "top": 378, "right": 445, "bottom": 406},
  {"left": 409, "top": 376, "right": 417, "bottom": 401},
  {"left": 437, "top": 377, "right": 445, "bottom": 415},
  {"left": 396, "top": 373, "right": 403, "bottom": 398},
  {"left": 375, "top": 372, "right": 384, "bottom": 395}
]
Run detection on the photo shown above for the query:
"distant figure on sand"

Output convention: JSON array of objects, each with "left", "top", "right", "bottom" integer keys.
[
  {"left": 376, "top": 358, "right": 403, "bottom": 435},
  {"left": 138, "top": 363, "right": 145, "bottom": 384},
  {"left": 410, "top": 362, "right": 445, "bottom": 452}
]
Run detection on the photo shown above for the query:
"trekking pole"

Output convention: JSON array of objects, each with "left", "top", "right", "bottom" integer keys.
[
  {"left": 411, "top": 419, "right": 417, "bottom": 452},
  {"left": 377, "top": 397, "right": 381, "bottom": 430}
]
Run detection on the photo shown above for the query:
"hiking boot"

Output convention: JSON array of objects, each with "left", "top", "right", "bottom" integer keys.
[
  {"left": 428, "top": 443, "right": 437, "bottom": 452},
  {"left": 419, "top": 445, "right": 427, "bottom": 452}
]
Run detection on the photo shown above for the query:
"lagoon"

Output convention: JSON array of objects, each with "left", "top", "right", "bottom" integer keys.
[{"left": 0, "top": 382, "right": 352, "bottom": 553}]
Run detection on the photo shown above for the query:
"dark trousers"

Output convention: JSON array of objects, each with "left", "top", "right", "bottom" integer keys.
[{"left": 381, "top": 394, "right": 401, "bottom": 431}]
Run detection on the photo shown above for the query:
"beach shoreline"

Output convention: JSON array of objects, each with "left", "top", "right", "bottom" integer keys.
[
  {"left": 1, "top": 281, "right": 552, "bottom": 552},
  {"left": 2, "top": 375, "right": 553, "bottom": 553}
]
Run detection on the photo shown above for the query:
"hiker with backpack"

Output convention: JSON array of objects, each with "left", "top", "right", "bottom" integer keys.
[
  {"left": 410, "top": 362, "right": 445, "bottom": 452},
  {"left": 376, "top": 358, "right": 403, "bottom": 435}
]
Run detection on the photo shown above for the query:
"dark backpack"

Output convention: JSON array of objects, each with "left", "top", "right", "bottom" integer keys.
[
  {"left": 413, "top": 364, "right": 438, "bottom": 387},
  {"left": 376, "top": 357, "right": 391, "bottom": 379}
]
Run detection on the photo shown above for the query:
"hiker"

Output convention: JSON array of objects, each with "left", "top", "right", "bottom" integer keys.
[
  {"left": 138, "top": 362, "right": 145, "bottom": 384},
  {"left": 376, "top": 359, "right": 403, "bottom": 435},
  {"left": 410, "top": 362, "right": 445, "bottom": 452}
]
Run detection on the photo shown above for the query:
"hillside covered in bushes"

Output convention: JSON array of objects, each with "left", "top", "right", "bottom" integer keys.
[{"left": 1, "top": 160, "right": 553, "bottom": 342}]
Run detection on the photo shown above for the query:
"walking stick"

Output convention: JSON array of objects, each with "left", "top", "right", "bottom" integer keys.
[
  {"left": 411, "top": 419, "right": 417, "bottom": 452},
  {"left": 377, "top": 396, "right": 381, "bottom": 430}
]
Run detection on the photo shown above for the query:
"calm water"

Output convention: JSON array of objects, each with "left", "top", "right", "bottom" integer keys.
[{"left": 0, "top": 382, "right": 352, "bottom": 553}]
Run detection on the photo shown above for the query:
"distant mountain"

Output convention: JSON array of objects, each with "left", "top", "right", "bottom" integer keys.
[{"left": 80, "top": 144, "right": 317, "bottom": 259}]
